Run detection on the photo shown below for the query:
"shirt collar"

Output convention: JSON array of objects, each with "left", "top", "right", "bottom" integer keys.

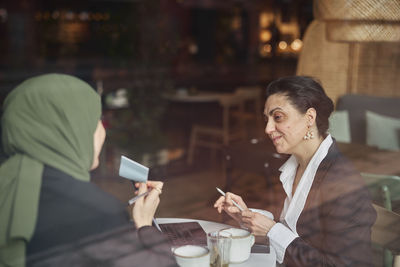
[
  {"left": 308, "top": 134, "right": 333, "bottom": 170},
  {"left": 279, "top": 155, "right": 297, "bottom": 184},
  {"left": 279, "top": 155, "right": 298, "bottom": 199},
  {"left": 278, "top": 134, "right": 333, "bottom": 185}
]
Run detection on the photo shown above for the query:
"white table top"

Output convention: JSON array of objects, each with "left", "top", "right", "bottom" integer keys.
[{"left": 156, "top": 218, "right": 276, "bottom": 267}]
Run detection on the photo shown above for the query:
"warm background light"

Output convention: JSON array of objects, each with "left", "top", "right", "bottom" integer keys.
[
  {"left": 290, "top": 39, "right": 303, "bottom": 51},
  {"left": 35, "top": 10, "right": 110, "bottom": 21},
  {"left": 259, "top": 12, "right": 270, "bottom": 28},
  {"left": 259, "top": 44, "right": 272, "bottom": 57},
  {"left": 231, "top": 16, "right": 242, "bottom": 30},
  {"left": 278, "top": 41, "right": 287, "bottom": 50},
  {"left": 260, "top": 30, "right": 272, "bottom": 42}
]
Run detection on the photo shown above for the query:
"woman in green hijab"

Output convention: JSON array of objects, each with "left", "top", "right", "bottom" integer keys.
[{"left": 0, "top": 74, "right": 176, "bottom": 266}]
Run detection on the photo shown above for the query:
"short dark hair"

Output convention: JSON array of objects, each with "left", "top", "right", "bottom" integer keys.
[{"left": 265, "top": 76, "right": 334, "bottom": 136}]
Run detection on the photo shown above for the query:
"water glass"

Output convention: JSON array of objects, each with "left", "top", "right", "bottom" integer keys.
[{"left": 207, "top": 230, "right": 232, "bottom": 267}]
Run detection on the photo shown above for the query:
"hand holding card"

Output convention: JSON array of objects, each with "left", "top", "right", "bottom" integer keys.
[
  {"left": 119, "top": 156, "right": 162, "bottom": 231},
  {"left": 119, "top": 155, "right": 149, "bottom": 182}
]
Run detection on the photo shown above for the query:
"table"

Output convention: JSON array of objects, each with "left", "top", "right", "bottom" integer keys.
[
  {"left": 224, "top": 139, "right": 400, "bottom": 191},
  {"left": 27, "top": 218, "right": 276, "bottom": 267},
  {"left": 156, "top": 218, "right": 277, "bottom": 267},
  {"left": 337, "top": 142, "right": 400, "bottom": 176}
]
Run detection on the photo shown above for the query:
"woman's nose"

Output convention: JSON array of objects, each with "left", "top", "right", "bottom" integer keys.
[{"left": 265, "top": 120, "right": 275, "bottom": 135}]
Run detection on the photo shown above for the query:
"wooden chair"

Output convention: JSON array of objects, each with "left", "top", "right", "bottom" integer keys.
[
  {"left": 362, "top": 173, "right": 400, "bottom": 212},
  {"left": 371, "top": 204, "right": 400, "bottom": 267},
  {"left": 187, "top": 94, "right": 247, "bottom": 165},
  {"left": 232, "top": 86, "right": 264, "bottom": 138},
  {"left": 362, "top": 173, "right": 400, "bottom": 266}
]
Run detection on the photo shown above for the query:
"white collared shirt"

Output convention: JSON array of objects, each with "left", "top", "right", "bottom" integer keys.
[{"left": 267, "top": 134, "right": 333, "bottom": 263}]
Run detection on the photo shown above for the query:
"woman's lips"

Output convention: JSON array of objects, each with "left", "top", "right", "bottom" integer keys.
[{"left": 271, "top": 136, "right": 281, "bottom": 143}]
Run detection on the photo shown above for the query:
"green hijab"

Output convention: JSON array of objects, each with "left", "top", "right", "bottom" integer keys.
[{"left": 0, "top": 74, "right": 101, "bottom": 264}]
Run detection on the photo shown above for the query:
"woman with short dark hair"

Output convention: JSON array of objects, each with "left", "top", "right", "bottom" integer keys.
[{"left": 215, "top": 76, "right": 376, "bottom": 266}]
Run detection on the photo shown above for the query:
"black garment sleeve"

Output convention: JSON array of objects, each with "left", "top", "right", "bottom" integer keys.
[
  {"left": 134, "top": 226, "right": 178, "bottom": 267},
  {"left": 27, "top": 166, "right": 178, "bottom": 267},
  {"left": 27, "top": 166, "right": 130, "bottom": 255}
]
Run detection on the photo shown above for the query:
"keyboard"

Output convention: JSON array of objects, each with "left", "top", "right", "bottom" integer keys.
[{"left": 159, "top": 222, "right": 207, "bottom": 247}]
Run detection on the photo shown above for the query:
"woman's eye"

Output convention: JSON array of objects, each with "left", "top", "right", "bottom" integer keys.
[{"left": 274, "top": 114, "right": 282, "bottom": 121}]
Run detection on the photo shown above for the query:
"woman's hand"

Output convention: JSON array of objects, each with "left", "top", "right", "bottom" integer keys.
[
  {"left": 213, "top": 192, "right": 248, "bottom": 223},
  {"left": 132, "top": 181, "right": 163, "bottom": 229},
  {"left": 241, "top": 210, "right": 276, "bottom": 236}
]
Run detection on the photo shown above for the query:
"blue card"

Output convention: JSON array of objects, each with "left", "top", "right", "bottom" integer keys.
[{"left": 119, "top": 156, "right": 149, "bottom": 182}]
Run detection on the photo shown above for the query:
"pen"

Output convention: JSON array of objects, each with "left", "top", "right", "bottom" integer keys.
[
  {"left": 153, "top": 218, "right": 162, "bottom": 232},
  {"left": 128, "top": 191, "right": 149, "bottom": 206},
  {"left": 216, "top": 187, "right": 244, "bottom": 211},
  {"left": 128, "top": 184, "right": 162, "bottom": 232}
]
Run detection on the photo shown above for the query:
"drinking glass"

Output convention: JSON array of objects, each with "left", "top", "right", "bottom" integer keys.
[{"left": 207, "top": 230, "right": 232, "bottom": 267}]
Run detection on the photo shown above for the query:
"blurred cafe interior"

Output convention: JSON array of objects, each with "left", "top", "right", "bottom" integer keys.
[{"left": 1, "top": 0, "right": 400, "bottom": 266}]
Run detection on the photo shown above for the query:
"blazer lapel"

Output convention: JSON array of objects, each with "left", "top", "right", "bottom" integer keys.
[{"left": 298, "top": 142, "right": 340, "bottom": 224}]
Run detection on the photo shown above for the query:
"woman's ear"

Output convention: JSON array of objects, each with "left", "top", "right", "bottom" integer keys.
[
  {"left": 91, "top": 121, "right": 106, "bottom": 170},
  {"left": 306, "top": 107, "right": 317, "bottom": 126}
]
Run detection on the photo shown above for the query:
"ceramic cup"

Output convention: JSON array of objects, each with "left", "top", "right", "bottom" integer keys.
[
  {"left": 173, "top": 245, "right": 210, "bottom": 267},
  {"left": 220, "top": 228, "right": 255, "bottom": 263},
  {"left": 207, "top": 231, "right": 232, "bottom": 267}
]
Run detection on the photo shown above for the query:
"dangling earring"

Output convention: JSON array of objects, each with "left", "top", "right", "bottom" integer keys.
[{"left": 303, "top": 126, "right": 314, "bottom": 140}]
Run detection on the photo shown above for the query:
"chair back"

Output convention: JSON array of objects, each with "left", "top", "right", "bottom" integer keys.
[
  {"left": 365, "top": 110, "right": 400, "bottom": 151},
  {"left": 186, "top": 93, "right": 248, "bottom": 164},
  {"left": 363, "top": 173, "right": 400, "bottom": 267},
  {"left": 361, "top": 173, "right": 400, "bottom": 211},
  {"left": 234, "top": 86, "right": 264, "bottom": 137},
  {"left": 218, "top": 94, "right": 248, "bottom": 145},
  {"left": 371, "top": 204, "right": 400, "bottom": 267},
  {"left": 336, "top": 94, "right": 400, "bottom": 145}
]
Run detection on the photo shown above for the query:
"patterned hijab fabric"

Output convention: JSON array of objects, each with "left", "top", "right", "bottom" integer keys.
[{"left": 0, "top": 73, "right": 101, "bottom": 248}]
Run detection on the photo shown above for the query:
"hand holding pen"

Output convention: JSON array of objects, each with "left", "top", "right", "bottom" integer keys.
[
  {"left": 216, "top": 187, "right": 244, "bottom": 211},
  {"left": 131, "top": 181, "right": 163, "bottom": 229},
  {"left": 214, "top": 188, "right": 248, "bottom": 223},
  {"left": 128, "top": 181, "right": 162, "bottom": 205}
]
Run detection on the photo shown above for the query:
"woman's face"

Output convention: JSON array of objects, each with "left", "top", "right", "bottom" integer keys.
[
  {"left": 91, "top": 120, "right": 106, "bottom": 170},
  {"left": 264, "top": 93, "right": 310, "bottom": 155}
]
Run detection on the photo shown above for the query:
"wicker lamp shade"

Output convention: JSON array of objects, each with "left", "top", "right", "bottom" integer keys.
[
  {"left": 314, "top": 0, "right": 400, "bottom": 42},
  {"left": 296, "top": 21, "right": 350, "bottom": 103},
  {"left": 314, "top": 0, "right": 400, "bottom": 21},
  {"left": 326, "top": 21, "right": 400, "bottom": 42}
]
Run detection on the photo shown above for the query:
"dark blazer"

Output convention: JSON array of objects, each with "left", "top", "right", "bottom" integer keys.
[{"left": 283, "top": 141, "right": 377, "bottom": 266}]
